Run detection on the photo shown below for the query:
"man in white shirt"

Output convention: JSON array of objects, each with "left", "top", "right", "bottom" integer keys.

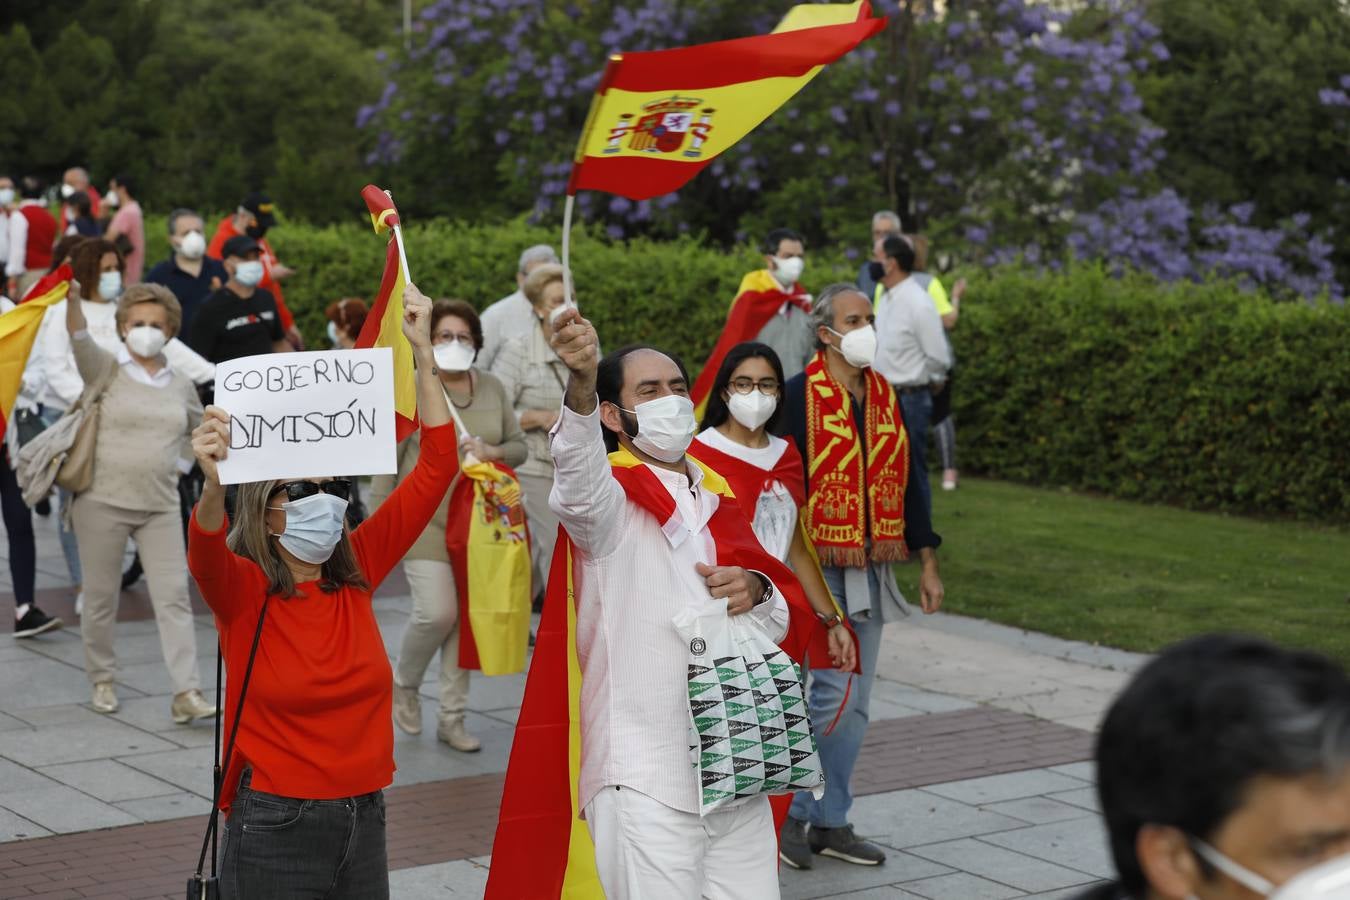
[
  {"left": 547, "top": 309, "right": 792, "bottom": 899},
  {"left": 873, "top": 234, "right": 951, "bottom": 509},
  {"left": 478, "top": 244, "right": 559, "bottom": 371}
]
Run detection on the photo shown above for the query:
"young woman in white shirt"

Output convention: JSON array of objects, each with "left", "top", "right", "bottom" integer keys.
[{"left": 692, "top": 342, "right": 855, "bottom": 671}]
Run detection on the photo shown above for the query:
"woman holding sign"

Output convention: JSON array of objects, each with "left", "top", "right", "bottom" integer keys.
[
  {"left": 188, "top": 284, "right": 455, "bottom": 899},
  {"left": 371, "top": 298, "right": 526, "bottom": 753}
]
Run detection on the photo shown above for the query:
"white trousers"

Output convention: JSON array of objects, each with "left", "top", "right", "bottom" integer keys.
[{"left": 584, "top": 786, "right": 780, "bottom": 900}]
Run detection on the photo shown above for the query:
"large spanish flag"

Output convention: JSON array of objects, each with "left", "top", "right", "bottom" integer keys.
[
  {"left": 356, "top": 186, "right": 417, "bottom": 441},
  {"left": 567, "top": 1, "right": 885, "bottom": 200},
  {"left": 0, "top": 267, "right": 72, "bottom": 441},
  {"left": 485, "top": 449, "right": 847, "bottom": 899},
  {"left": 690, "top": 268, "right": 811, "bottom": 419}
]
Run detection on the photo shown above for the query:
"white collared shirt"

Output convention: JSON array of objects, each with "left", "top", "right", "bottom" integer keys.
[
  {"left": 874, "top": 275, "right": 952, "bottom": 387},
  {"left": 549, "top": 403, "right": 789, "bottom": 815},
  {"left": 114, "top": 343, "right": 174, "bottom": 389}
]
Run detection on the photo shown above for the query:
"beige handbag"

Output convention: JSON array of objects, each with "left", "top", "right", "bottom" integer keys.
[{"left": 15, "top": 357, "right": 119, "bottom": 504}]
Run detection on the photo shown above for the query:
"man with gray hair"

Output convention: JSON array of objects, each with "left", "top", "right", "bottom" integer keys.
[
  {"left": 479, "top": 243, "right": 560, "bottom": 370},
  {"left": 145, "top": 208, "right": 229, "bottom": 335},
  {"left": 777, "top": 282, "right": 945, "bottom": 870},
  {"left": 857, "top": 210, "right": 902, "bottom": 300}
]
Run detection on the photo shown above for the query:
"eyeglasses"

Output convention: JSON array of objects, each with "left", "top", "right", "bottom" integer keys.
[
  {"left": 270, "top": 479, "right": 352, "bottom": 503},
  {"left": 433, "top": 334, "right": 475, "bottom": 347},
  {"left": 728, "top": 377, "right": 781, "bottom": 396}
]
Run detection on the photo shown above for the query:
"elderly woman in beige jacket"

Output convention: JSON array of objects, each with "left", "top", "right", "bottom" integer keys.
[
  {"left": 489, "top": 263, "right": 570, "bottom": 602},
  {"left": 64, "top": 281, "right": 215, "bottom": 723}
]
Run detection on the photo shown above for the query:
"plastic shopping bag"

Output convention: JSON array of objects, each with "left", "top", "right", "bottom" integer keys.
[{"left": 673, "top": 601, "right": 825, "bottom": 816}]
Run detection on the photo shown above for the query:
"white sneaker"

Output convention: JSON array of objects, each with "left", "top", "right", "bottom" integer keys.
[
  {"left": 393, "top": 684, "right": 422, "bottom": 735},
  {"left": 74, "top": 592, "right": 84, "bottom": 617},
  {"left": 91, "top": 682, "right": 118, "bottom": 714}
]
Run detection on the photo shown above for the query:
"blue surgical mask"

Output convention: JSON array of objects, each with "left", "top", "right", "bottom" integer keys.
[
  {"left": 234, "top": 260, "right": 265, "bottom": 288},
  {"left": 268, "top": 493, "right": 349, "bottom": 565},
  {"left": 98, "top": 271, "right": 123, "bottom": 301}
]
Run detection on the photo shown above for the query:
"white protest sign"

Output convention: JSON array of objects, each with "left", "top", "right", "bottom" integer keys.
[{"left": 214, "top": 348, "right": 398, "bottom": 485}]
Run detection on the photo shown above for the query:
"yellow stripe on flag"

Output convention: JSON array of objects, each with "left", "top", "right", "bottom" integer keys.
[
  {"left": 561, "top": 546, "right": 604, "bottom": 898},
  {"left": 0, "top": 280, "right": 69, "bottom": 438},
  {"left": 378, "top": 252, "right": 418, "bottom": 428},
  {"left": 772, "top": 0, "right": 869, "bottom": 33}
]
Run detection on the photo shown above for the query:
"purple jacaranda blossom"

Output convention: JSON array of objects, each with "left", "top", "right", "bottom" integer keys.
[
  {"left": 966, "top": 225, "right": 989, "bottom": 245},
  {"left": 832, "top": 174, "right": 849, "bottom": 188},
  {"left": 854, "top": 86, "right": 881, "bottom": 103},
  {"left": 949, "top": 123, "right": 963, "bottom": 135},
  {"left": 1319, "top": 88, "right": 1350, "bottom": 108},
  {"left": 930, "top": 76, "right": 947, "bottom": 92},
  {"left": 816, "top": 144, "right": 832, "bottom": 157},
  {"left": 530, "top": 111, "right": 546, "bottom": 133},
  {"left": 609, "top": 196, "right": 631, "bottom": 214},
  {"left": 790, "top": 142, "right": 805, "bottom": 155},
  {"left": 830, "top": 105, "right": 848, "bottom": 124},
  {"left": 961, "top": 85, "right": 978, "bottom": 100},
  {"left": 884, "top": 99, "right": 901, "bottom": 116},
  {"left": 1021, "top": 96, "right": 1038, "bottom": 112},
  {"left": 970, "top": 107, "right": 992, "bottom": 121},
  {"left": 606, "top": 224, "right": 624, "bottom": 240},
  {"left": 947, "top": 22, "right": 966, "bottom": 38},
  {"left": 494, "top": 130, "right": 510, "bottom": 146},
  {"left": 844, "top": 247, "right": 859, "bottom": 260}
]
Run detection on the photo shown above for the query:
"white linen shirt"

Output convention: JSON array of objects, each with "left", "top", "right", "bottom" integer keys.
[
  {"left": 35, "top": 299, "right": 215, "bottom": 410},
  {"left": 549, "top": 402, "right": 789, "bottom": 815},
  {"left": 874, "top": 276, "right": 952, "bottom": 387},
  {"left": 478, "top": 289, "right": 536, "bottom": 372}
]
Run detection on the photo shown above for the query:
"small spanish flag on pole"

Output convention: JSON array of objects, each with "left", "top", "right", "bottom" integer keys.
[
  {"left": 357, "top": 185, "right": 418, "bottom": 442},
  {"left": 0, "top": 266, "right": 73, "bottom": 442}
]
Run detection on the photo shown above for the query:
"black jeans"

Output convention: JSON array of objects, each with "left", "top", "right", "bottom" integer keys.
[
  {"left": 0, "top": 449, "right": 35, "bottom": 609},
  {"left": 219, "top": 771, "right": 389, "bottom": 899}
]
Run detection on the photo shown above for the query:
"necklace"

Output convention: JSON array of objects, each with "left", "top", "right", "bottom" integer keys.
[{"left": 444, "top": 371, "right": 474, "bottom": 409}]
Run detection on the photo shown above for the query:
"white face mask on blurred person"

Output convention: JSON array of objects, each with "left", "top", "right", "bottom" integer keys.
[
  {"left": 234, "top": 260, "right": 264, "bottom": 287},
  {"left": 177, "top": 230, "right": 206, "bottom": 260},
  {"left": 1191, "top": 841, "right": 1350, "bottom": 899},
  {"left": 0, "top": 188, "right": 14, "bottom": 206},
  {"left": 61, "top": 183, "right": 76, "bottom": 199},
  {"left": 104, "top": 189, "right": 119, "bottom": 208},
  {"left": 772, "top": 256, "right": 804, "bottom": 287},
  {"left": 826, "top": 324, "right": 877, "bottom": 369},
  {"left": 98, "top": 271, "right": 123, "bottom": 301},
  {"left": 727, "top": 390, "right": 777, "bottom": 431},
  {"left": 433, "top": 341, "right": 476, "bottom": 373}
]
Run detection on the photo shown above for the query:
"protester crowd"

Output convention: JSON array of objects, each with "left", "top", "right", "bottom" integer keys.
[{"left": 5, "top": 169, "right": 1349, "bottom": 900}]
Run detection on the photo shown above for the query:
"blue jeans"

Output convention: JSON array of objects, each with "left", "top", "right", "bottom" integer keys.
[
  {"left": 789, "top": 565, "right": 886, "bottom": 829},
  {"left": 899, "top": 390, "right": 933, "bottom": 512},
  {"left": 220, "top": 771, "right": 389, "bottom": 899},
  {"left": 37, "top": 407, "right": 81, "bottom": 585}
]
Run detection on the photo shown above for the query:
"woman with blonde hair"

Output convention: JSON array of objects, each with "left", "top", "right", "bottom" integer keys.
[
  {"left": 62, "top": 280, "right": 214, "bottom": 721},
  {"left": 188, "top": 284, "right": 456, "bottom": 898}
]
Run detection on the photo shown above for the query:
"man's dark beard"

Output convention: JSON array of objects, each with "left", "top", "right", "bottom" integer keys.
[{"left": 618, "top": 409, "right": 640, "bottom": 439}]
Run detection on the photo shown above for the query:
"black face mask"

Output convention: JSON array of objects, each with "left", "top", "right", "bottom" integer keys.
[
  {"left": 245, "top": 224, "right": 268, "bottom": 240},
  {"left": 868, "top": 261, "right": 886, "bottom": 282}
]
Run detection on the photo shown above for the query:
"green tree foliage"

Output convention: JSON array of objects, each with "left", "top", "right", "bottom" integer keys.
[{"left": 1140, "top": 0, "right": 1350, "bottom": 273}]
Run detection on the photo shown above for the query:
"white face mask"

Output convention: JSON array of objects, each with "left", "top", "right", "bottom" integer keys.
[
  {"left": 104, "top": 189, "right": 120, "bottom": 208},
  {"left": 176, "top": 230, "right": 206, "bottom": 260},
  {"left": 60, "top": 184, "right": 76, "bottom": 199},
  {"left": 1192, "top": 840, "right": 1350, "bottom": 899},
  {"left": 326, "top": 320, "right": 341, "bottom": 347},
  {"left": 0, "top": 188, "right": 14, "bottom": 206},
  {"left": 268, "top": 493, "right": 349, "bottom": 565},
  {"left": 773, "top": 256, "right": 804, "bottom": 287},
  {"left": 98, "top": 271, "right": 123, "bottom": 301},
  {"left": 727, "top": 390, "right": 777, "bottom": 431},
  {"left": 619, "top": 394, "right": 698, "bottom": 463},
  {"left": 433, "top": 340, "right": 476, "bottom": 373},
  {"left": 234, "top": 260, "right": 264, "bottom": 287},
  {"left": 828, "top": 324, "right": 877, "bottom": 368},
  {"left": 125, "top": 325, "right": 167, "bottom": 358}
]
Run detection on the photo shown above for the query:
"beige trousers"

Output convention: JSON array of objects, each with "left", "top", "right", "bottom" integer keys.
[
  {"left": 518, "top": 470, "right": 559, "bottom": 597},
  {"left": 394, "top": 558, "right": 470, "bottom": 725},
  {"left": 72, "top": 495, "right": 200, "bottom": 694}
]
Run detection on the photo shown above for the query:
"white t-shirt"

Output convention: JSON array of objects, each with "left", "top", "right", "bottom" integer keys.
[{"left": 695, "top": 427, "right": 797, "bottom": 561}]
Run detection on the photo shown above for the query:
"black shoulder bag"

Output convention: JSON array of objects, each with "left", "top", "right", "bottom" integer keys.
[{"left": 187, "top": 598, "right": 270, "bottom": 900}]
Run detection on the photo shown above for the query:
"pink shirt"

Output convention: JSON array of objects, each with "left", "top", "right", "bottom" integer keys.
[{"left": 108, "top": 201, "right": 145, "bottom": 283}]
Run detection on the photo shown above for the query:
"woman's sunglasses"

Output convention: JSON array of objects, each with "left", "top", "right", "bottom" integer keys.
[{"left": 271, "top": 479, "right": 352, "bottom": 503}]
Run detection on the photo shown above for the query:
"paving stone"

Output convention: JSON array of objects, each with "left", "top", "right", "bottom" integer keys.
[
  {"left": 907, "top": 838, "right": 1100, "bottom": 893},
  {"left": 0, "top": 657, "right": 97, "bottom": 710},
  {"left": 0, "top": 758, "right": 62, "bottom": 797},
  {"left": 1023, "top": 887, "right": 1108, "bottom": 899},
  {"left": 925, "top": 770, "right": 1089, "bottom": 806},
  {"left": 981, "top": 796, "right": 1099, "bottom": 826},
  {"left": 870, "top": 681, "right": 978, "bottom": 714},
  {"left": 0, "top": 717, "right": 179, "bottom": 767},
  {"left": 116, "top": 747, "right": 215, "bottom": 798},
  {"left": 1047, "top": 762, "right": 1096, "bottom": 782},
  {"left": 114, "top": 791, "right": 212, "bottom": 822},
  {"left": 780, "top": 850, "right": 954, "bottom": 900},
  {"left": 0, "top": 783, "right": 139, "bottom": 833},
  {"left": 1047, "top": 788, "right": 1100, "bottom": 814},
  {"left": 852, "top": 789, "right": 1028, "bottom": 849},
  {"left": 821, "top": 887, "right": 929, "bottom": 899},
  {"left": 0, "top": 711, "right": 29, "bottom": 732},
  {"left": 0, "top": 806, "right": 52, "bottom": 841},
  {"left": 465, "top": 671, "right": 529, "bottom": 712},
  {"left": 387, "top": 858, "right": 490, "bottom": 897},
  {"left": 37, "top": 759, "right": 183, "bottom": 804},
  {"left": 5, "top": 704, "right": 105, "bottom": 728},
  {"left": 112, "top": 657, "right": 214, "bottom": 696},
  {"left": 897, "top": 871, "right": 1027, "bottom": 899},
  {"left": 982, "top": 820, "right": 1114, "bottom": 879}
]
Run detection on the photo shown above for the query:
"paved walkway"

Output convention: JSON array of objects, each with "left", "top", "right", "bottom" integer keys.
[{"left": 1, "top": 505, "right": 1146, "bottom": 898}]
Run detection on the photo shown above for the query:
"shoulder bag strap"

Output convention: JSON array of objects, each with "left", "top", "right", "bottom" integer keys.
[{"left": 193, "top": 597, "right": 271, "bottom": 879}]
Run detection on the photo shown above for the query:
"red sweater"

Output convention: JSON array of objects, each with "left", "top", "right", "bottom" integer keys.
[
  {"left": 188, "top": 422, "right": 459, "bottom": 813},
  {"left": 206, "top": 215, "right": 295, "bottom": 330}
]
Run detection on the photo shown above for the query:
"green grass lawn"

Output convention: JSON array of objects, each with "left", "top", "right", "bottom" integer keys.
[{"left": 893, "top": 478, "right": 1350, "bottom": 662}]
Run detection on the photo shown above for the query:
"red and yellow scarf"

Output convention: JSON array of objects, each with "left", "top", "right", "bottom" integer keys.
[{"left": 804, "top": 350, "right": 909, "bottom": 567}]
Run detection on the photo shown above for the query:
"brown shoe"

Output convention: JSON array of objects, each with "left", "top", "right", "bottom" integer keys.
[
  {"left": 436, "top": 717, "right": 481, "bottom": 753},
  {"left": 393, "top": 684, "right": 422, "bottom": 735},
  {"left": 171, "top": 689, "right": 219, "bottom": 724}
]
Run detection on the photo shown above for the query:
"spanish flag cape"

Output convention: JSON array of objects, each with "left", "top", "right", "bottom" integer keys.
[
  {"left": 0, "top": 267, "right": 72, "bottom": 442},
  {"left": 690, "top": 269, "right": 811, "bottom": 419},
  {"left": 444, "top": 458, "right": 532, "bottom": 676},
  {"left": 804, "top": 351, "right": 909, "bottom": 567},
  {"left": 689, "top": 431, "right": 806, "bottom": 512},
  {"left": 485, "top": 447, "right": 845, "bottom": 899}
]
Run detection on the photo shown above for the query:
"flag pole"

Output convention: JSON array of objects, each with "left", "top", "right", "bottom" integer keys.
[
  {"left": 561, "top": 194, "right": 575, "bottom": 306},
  {"left": 560, "top": 54, "right": 622, "bottom": 309}
]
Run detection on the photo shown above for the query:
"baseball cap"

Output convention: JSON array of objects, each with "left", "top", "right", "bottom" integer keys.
[
  {"left": 241, "top": 192, "right": 277, "bottom": 230},
  {"left": 222, "top": 235, "right": 261, "bottom": 259}
]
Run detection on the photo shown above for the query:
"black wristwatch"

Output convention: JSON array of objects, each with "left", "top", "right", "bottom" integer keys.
[{"left": 752, "top": 573, "right": 774, "bottom": 606}]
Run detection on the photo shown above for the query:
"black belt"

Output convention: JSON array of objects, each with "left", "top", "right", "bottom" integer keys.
[{"left": 894, "top": 384, "right": 930, "bottom": 396}]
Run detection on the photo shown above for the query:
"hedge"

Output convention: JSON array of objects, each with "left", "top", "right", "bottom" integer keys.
[{"left": 142, "top": 217, "right": 1348, "bottom": 522}]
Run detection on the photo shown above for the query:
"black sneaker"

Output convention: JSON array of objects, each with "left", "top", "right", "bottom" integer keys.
[
  {"left": 34, "top": 498, "right": 51, "bottom": 517},
  {"left": 120, "top": 555, "right": 143, "bottom": 590},
  {"left": 809, "top": 824, "right": 886, "bottom": 866},
  {"left": 778, "top": 815, "right": 813, "bottom": 870},
  {"left": 15, "top": 606, "right": 63, "bottom": 639}
]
